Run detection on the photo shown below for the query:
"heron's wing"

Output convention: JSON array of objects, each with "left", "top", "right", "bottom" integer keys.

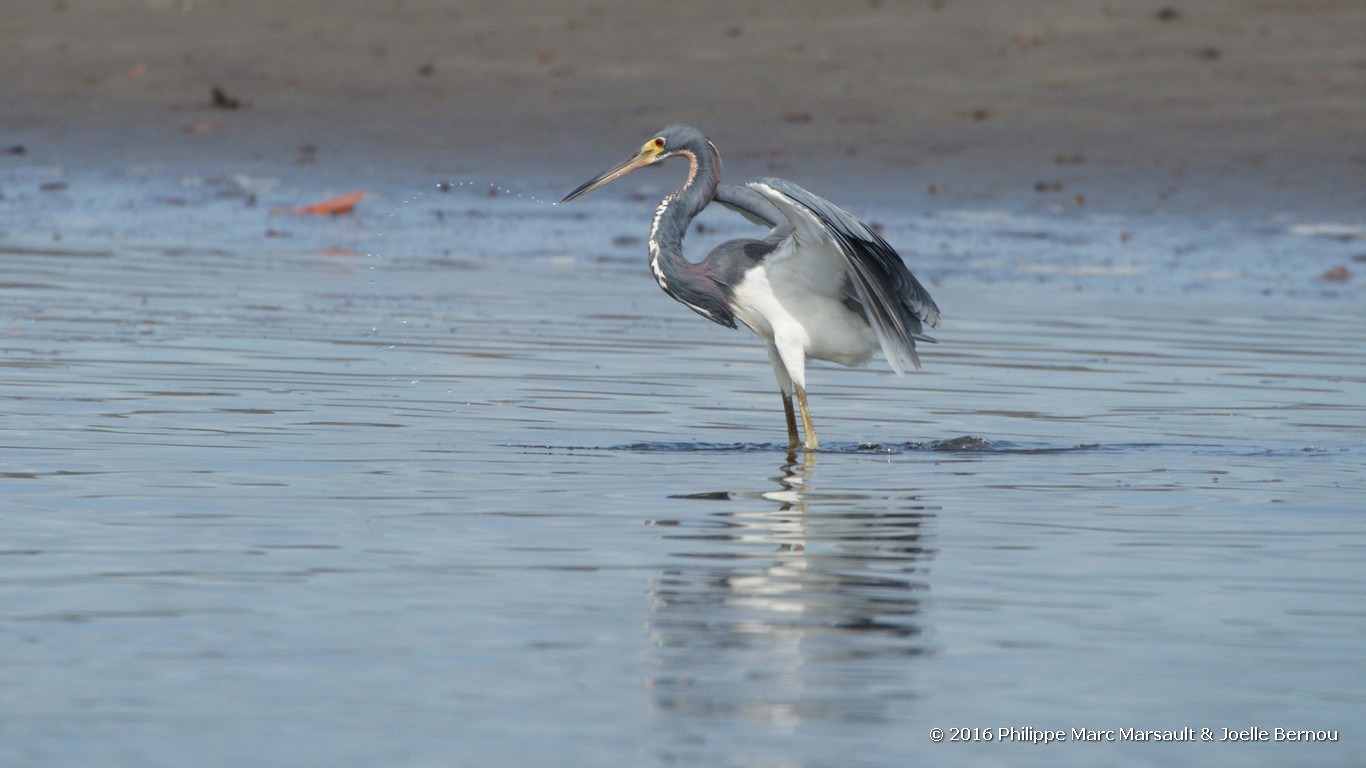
[
  {"left": 715, "top": 185, "right": 789, "bottom": 231},
  {"left": 749, "top": 178, "right": 941, "bottom": 375}
]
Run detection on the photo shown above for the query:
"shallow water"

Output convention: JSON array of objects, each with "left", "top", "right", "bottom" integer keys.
[{"left": 2, "top": 170, "right": 1364, "bottom": 766}]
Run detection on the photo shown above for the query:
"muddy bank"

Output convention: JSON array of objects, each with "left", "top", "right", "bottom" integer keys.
[{"left": 4, "top": 0, "right": 1364, "bottom": 218}]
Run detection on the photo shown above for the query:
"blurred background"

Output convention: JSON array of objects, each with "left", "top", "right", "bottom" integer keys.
[{"left": 4, "top": 0, "right": 1364, "bottom": 214}]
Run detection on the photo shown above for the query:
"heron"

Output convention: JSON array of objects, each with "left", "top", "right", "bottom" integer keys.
[{"left": 560, "top": 124, "right": 940, "bottom": 450}]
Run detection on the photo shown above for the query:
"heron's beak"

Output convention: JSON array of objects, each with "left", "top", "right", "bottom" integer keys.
[{"left": 560, "top": 146, "right": 662, "bottom": 203}]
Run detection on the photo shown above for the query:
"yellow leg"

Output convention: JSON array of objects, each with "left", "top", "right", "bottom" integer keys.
[
  {"left": 795, "top": 383, "right": 818, "bottom": 450},
  {"left": 781, "top": 391, "right": 799, "bottom": 449}
]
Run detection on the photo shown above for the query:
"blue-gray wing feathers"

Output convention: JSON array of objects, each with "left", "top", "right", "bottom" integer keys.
[
  {"left": 714, "top": 185, "right": 788, "bottom": 230},
  {"left": 749, "top": 178, "right": 941, "bottom": 374}
]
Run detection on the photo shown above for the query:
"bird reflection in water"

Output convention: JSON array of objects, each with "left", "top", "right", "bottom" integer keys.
[{"left": 643, "top": 455, "right": 936, "bottom": 731}]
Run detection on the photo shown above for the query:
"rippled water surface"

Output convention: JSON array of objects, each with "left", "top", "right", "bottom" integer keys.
[{"left": 2, "top": 173, "right": 1364, "bottom": 766}]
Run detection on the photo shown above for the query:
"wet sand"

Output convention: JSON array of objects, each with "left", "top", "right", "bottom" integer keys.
[
  {"left": 3, "top": 3, "right": 1365, "bottom": 768},
  {"left": 5, "top": 0, "right": 1365, "bottom": 215}
]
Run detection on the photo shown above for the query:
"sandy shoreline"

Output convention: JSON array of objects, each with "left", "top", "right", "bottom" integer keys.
[{"left": 4, "top": 0, "right": 1364, "bottom": 219}]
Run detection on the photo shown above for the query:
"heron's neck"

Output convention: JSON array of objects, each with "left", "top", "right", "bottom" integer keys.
[
  {"left": 647, "top": 143, "right": 734, "bottom": 328},
  {"left": 648, "top": 146, "right": 720, "bottom": 272}
]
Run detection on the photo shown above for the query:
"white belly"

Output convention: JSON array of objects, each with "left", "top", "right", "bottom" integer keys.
[{"left": 730, "top": 263, "right": 879, "bottom": 368}]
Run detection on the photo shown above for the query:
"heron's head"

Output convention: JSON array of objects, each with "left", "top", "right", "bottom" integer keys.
[{"left": 560, "top": 125, "right": 707, "bottom": 203}]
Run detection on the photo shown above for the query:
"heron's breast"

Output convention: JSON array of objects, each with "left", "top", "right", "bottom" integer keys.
[{"left": 729, "top": 269, "right": 781, "bottom": 342}]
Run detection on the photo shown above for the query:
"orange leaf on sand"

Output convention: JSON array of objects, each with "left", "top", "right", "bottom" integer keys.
[
  {"left": 284, "top": 190, "right": 367, "bottom": 216},
  {"left": 1321, "top": 265, "right": 1353, "bottom": 283}
]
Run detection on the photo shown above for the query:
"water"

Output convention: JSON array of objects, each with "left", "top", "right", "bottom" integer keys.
[{"left": 2, "top": 169, "right": 1364, "bottom": 766}]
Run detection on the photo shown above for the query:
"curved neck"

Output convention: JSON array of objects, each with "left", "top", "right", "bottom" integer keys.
[
  {"left": 647, "top": 142, "right": 733, "bottom": 327},
  {"left": 649, "top": 144, "right": 720, "bottom": 262}
]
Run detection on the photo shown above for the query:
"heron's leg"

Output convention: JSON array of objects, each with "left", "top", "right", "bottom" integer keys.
[
  {"left": 766, "top": 344, "right": 800, "bottom": 448},
  {"left": 795, "top": 383, "right": 818, "bottom": 450},
  {"left": 781, "top": 392, "right": 799, "bottom": 448}
]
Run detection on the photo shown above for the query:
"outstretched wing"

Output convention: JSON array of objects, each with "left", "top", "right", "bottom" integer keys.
[
  {"left": 749, "top": 177, "right": 940, "bottom": 374},
  {"left": 714, "top": 184, "right": 788, "bottom": 230}
]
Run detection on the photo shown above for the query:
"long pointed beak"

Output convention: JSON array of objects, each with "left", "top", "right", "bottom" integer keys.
[{"left": 560, "top": 150, "right": 658, "bottom": 203}]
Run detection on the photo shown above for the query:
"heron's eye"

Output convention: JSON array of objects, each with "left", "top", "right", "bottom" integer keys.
[{"left": 652, "top": 137, "right": 665, "bottom": 150}]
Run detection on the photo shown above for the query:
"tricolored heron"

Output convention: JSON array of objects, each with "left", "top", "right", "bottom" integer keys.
[{"left": 561, "top": 124, "right": 940, "bottom": 450}]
